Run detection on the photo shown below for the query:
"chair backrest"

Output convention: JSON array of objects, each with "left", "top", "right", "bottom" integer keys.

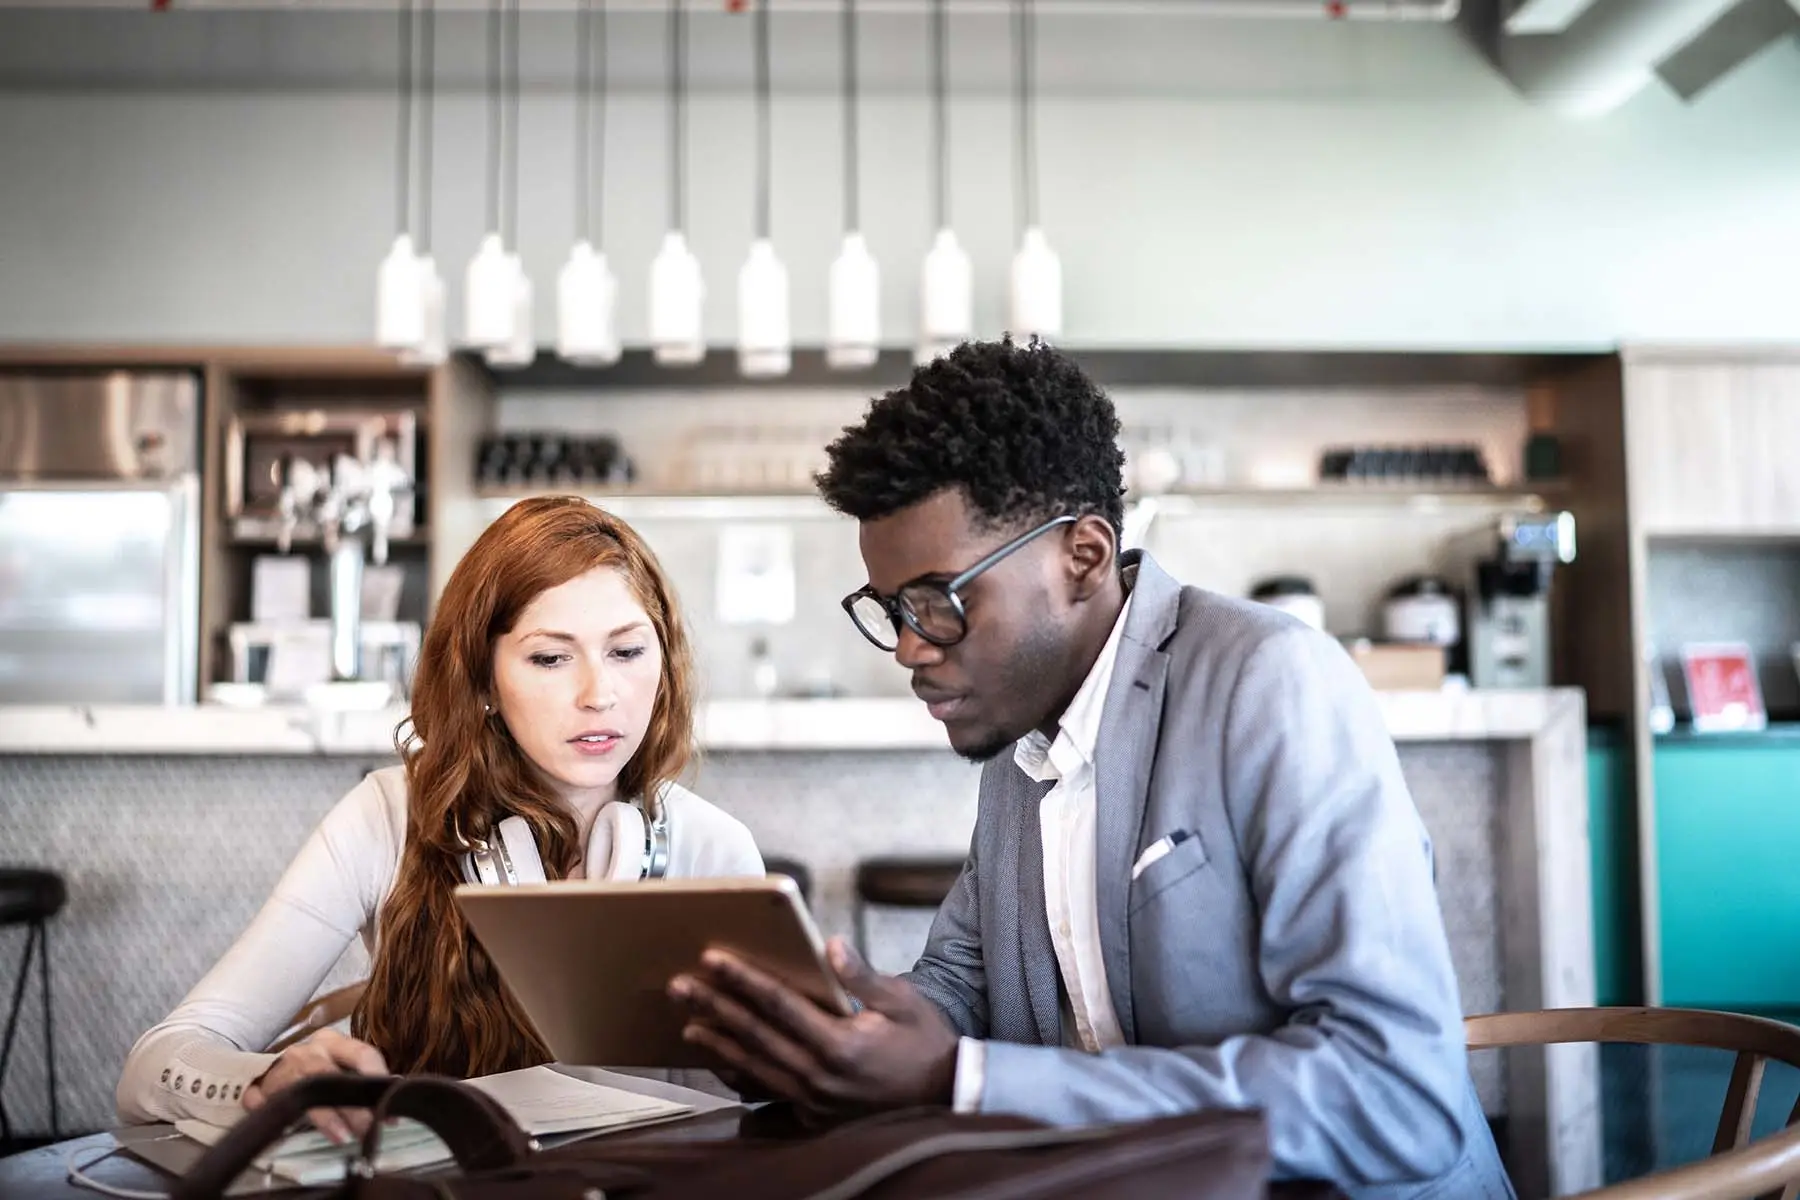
[
  {"left": 267, "top": 981, "right": 368, "bottom": 1055},
  {"left": 1467, "top": 1006, "right": 1800, "bottom": 1200}
]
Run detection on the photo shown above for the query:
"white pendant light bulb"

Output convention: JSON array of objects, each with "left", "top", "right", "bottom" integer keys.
[
  {"left": 1010, "top": 225, "right": 1062, "bottom": 339},
  {"left": 828, "top": 232, "right": 880, "bottom": 369},
  {"left": 399, "top": 254, "right": 447, "bottom": 366},
  {"left": 464, "top": 232, "right": 516, "bottom": 349},
  {"left": 916, "top": 227, "right": 972, "bottom": 366},
  {"left": 376, "top": 233, "right": 426, "bottom": 351},
  {"left": 738, "top": 239, "right": 791, "bottom": 378},
  {"left": 650, "top": 230, "right": 705, "bottom": 366},
  {"left": 558, "top": 241, "right": 620, "bottom": 366},
  {"left": 484, "top": 253, "right": 535, "bottom": 367}
]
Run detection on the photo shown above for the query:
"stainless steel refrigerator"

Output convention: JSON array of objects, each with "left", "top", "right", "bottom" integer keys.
[{"left": 0, "top": 371, "right": 202, "bottom": 704}]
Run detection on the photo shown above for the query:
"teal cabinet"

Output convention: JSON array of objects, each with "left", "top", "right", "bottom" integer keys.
[{"left": 1654, "top": 732, "right": 1800, "bottom": 1010}]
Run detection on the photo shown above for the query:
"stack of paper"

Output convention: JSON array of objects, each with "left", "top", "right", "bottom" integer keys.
[{"left": 173, "top": 1065, "right": 696, "bottom": 1188}]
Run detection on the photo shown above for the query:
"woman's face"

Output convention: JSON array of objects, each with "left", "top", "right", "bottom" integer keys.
[{"left": 489, "top": 565, "right": 664, "bottom": 812}]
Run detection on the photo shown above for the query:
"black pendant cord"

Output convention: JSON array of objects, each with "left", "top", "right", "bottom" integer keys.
[
  {"left": 1014, "top": 0, "right": 1037, "bottom": 235},
  {"left": 931, "top": 0, "right": 947, "bottom": 232},
  {"left": 485, "top": 0, "right": 501, "bottom": 235},
  {"left": 842, "top": 0, "right": 858, "bottom": 233},
  {"left": 754, "top": 0, "right": 771, "bottom": 241},
  {"left": 418, "top": 0, "right": 435, "bottom": 255},
  {"left": 502, "top": 0, "right": 521, "bottom": 250},
  {"left": 669, "top": 0, "right": 687, "bottom": 233},
  {"left": 594, "top": 1, "right": 607, "bottom": 244},
  {"left": 575, "top": 0, "right": 592, "bottom": 244},
  {"left": 395, "top": 0, "right": 413, "bottom": 239}
]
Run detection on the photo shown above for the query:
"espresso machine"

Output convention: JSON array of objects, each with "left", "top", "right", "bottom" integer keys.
[
  {"left": 1465, "top": 511, "right": 1576, "bottom": 689},
  {"left": 274, "top": 443, "right": 412, "bottom": 691}
]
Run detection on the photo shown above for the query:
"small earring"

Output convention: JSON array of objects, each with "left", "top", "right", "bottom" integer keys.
[{"left": 482, "top": 702, "right": 494, "bottom": 715}]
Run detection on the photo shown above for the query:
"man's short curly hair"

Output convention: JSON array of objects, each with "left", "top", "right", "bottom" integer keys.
[{"left": 816, "top": 337, "right": 1126, "bottom": 540}]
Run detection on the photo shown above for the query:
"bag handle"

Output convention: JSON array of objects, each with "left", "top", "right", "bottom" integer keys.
[
  {"left": 171, "top": 1073, "right": 531, "bottom": 1200},
  {"left": 355, "top": 1074, "right": 534, "bottom": 1177}
]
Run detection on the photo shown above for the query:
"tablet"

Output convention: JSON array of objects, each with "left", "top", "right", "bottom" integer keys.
[{"left": 453, "top": 875, "right": 854, "bottom": 1069}]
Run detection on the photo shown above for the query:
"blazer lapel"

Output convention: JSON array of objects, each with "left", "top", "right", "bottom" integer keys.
[
  {"left": 1011, "top": 773, "right": 1063, "bottom": 1045},
  {"left": 1092, "top": 551, "right": 1180, "bottom": 1046}
]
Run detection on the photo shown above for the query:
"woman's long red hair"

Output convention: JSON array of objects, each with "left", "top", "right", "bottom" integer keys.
[{"left": 352, "top": 496, "right": 696, "bottom": 1077}]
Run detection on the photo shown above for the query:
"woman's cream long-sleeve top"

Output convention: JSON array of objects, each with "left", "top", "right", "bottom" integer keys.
[{"left": 115, "top": 765, "right": 765, "bottom": 1124}]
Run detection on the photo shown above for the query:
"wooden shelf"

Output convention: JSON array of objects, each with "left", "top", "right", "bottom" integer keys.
[{"left": 474, "top": 481, "right": 1569, "bottom": 515}]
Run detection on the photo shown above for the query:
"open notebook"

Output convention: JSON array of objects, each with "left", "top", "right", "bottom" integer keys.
[{"left": 169, "top": 1065, "right": 702, "bottom": 1188}]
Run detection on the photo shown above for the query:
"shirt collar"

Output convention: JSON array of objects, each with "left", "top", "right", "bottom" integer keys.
[{"left": 1014, "top": 592, "right": 1135, "bottom": 785}]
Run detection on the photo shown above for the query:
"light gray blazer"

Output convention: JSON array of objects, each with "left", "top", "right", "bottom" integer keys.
[{"left": 903, "top": 551, "right": 1515, "bottom": 1200}]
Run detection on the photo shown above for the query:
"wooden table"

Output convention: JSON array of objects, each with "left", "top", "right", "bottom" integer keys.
[
  {"left": 0, "top": 1110, "right": 748, "bottom": 1200},
  {"left": 3, "top": 1109, "right": 1341, "bottom": 1200}
]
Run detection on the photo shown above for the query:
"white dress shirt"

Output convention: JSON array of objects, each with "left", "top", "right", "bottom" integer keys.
[
  {"left": 115, "top": 766, "right": 764, "bottom": 1125},
  {"left": 952, "top": 595, "right": 1133, "bottom": 1112}
]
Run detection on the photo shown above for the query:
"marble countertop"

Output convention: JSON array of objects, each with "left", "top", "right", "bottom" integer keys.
[{"left": 0, "top": 688, "right": 1585, "bottom": 755}]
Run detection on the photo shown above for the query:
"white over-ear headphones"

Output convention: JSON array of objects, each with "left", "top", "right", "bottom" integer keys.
[{"left": 456, "top": 790, "right": 671, "bottom": 886}]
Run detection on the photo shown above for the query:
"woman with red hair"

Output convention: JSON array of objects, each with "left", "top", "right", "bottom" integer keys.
[{"left": 117, "top": 496, "right": 762, "bottom": 1137}]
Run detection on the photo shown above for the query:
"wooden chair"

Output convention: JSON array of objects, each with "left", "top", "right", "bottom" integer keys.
[
  {"left": 266, "top": 982, "right": 367, "bottom": 1054},
  {"left": 1467, "top": 1007, "right": 1800, "bottom": 1200}
]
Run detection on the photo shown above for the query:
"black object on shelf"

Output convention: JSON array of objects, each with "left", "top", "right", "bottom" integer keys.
[
  {"left": 1524, "top": 432, "right": 1562, "bottom": 481},
  {"left": 1319, "top": 443, "right": 1491, "bottom": 485},
  {"left": 475, "top": 432, "right": 637, "bottom": 489}
]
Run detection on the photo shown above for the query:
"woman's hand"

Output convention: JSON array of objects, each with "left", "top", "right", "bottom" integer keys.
[{"left": 241, "top": 1028, "right": 391, "bottom": 1144}]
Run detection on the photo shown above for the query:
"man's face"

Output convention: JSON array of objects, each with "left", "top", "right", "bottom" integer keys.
[{"left": 857, "top": 489, "right": 1075, "bottom": 761}]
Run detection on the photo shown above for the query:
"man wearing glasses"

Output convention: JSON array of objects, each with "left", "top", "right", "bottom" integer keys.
[{"left": 670, "top": 339, "right": 1513, "bottom": 1199}]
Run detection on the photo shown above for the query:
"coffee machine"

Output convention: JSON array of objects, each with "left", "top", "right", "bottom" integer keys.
[{"left": 1465, "top": 511, "right": 1575, "bottom": 689}]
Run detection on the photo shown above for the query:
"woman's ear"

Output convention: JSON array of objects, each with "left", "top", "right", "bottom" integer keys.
[{"left": 1066, "top": 514, "right": 1118, "bottom": 600}]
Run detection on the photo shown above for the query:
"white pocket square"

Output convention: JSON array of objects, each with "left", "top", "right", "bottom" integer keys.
[{"left": 1131, "top": 830, "right": 1192, "bottom": 880}]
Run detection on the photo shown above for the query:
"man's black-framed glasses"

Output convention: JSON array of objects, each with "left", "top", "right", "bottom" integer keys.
[{"left": 841, "top": 514, "right": 1078, "bottom": 651}]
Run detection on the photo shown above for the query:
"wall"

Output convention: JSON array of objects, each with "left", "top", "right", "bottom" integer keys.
[{"left": 1, "top": 9, "right": 1799, "bottom": 349}]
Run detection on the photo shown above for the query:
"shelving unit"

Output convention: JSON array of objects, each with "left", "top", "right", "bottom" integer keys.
[
  {"left": 1614, "top": 345, "right": 1800, "bottom": 1008},
  {"left": 473, "top": 481, "right": 1570, "bottom": 509}
]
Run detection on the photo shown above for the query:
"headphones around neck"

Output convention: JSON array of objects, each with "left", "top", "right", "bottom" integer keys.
[{"left": 456, "top": 793, "right": 671, "bottom": 886}]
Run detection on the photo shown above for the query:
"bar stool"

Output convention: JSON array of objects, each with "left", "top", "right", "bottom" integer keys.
[
  {"left": 763, "top": 856, "right": 814, "bottom": 907},
  {"left": 851, "top": 855, "right": 963, "bottom": 959},
  {"left": 0, "top": 867, "right": 66, "bottom": 1142}
]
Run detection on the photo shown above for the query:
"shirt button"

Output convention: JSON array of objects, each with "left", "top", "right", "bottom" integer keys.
[
  {"left": 233, "top": 1085, "right": 243, "bottom": 1100},
  {"left": 173, "top": 1075, "right": 184, "bottom": 1090},
  {"left": 191, "top": 1078, "right": 202, "bottom": 1095},
  {"left": 160, "top": 1070, "right": 171, "bottom": 1084},
  {"left": 206, "top": 1085, "right": 217, "bottom": 1099}
]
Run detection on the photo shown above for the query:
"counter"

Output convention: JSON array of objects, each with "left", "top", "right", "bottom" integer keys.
[
  {"left": 0, "top": 687, "right": 1580, "bottom": 755},
  {"left": 0, "top": 687, "right": 1596, "bottom": 1195}
]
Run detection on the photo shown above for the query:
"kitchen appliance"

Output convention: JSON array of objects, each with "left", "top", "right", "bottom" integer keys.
[
  {"left": 1249, "top": 576, "right": 1325, "bottom": 632},
  {"left": 1381, "top": 576, "right": 1461, "bottom": 648},
  {"left": 227, "top": 407, "right": 417, "bottom": 542},
  {"left": 270, "top": 444, "right": 414, "bottom": 695},
  {"left": 0, "top": 372, "right": 201, "bottom": 704},
  {"left": 1465, "top": 511, "right": 1576, "bottom": 689},
  {"left": 226, "top": 619, "right": 421, "bottom": 700}
]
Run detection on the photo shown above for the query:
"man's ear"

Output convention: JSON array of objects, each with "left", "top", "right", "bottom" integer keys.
[{"left": 1065, "top": 514, "right": 1117, "bottom": 601}]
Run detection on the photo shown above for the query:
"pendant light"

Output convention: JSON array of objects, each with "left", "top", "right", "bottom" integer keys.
[
  {"left": 826, "top": 0, "right": 879, "bottom": 370},
  {"left": 1009, "top": 0, "right": 1061, "bottom": 339},
  {"left": 651, "top": 0, "right": 705, "bottom": 366},
  {"left": 916, "top": 0, "right": 971, "bottom": 367},
  {"left": 401, "top": 0, "right": 447, "bottom": 367},
  {"left": 465, "top": 0, "right": 519, "bottom": 350},
  {"left": 376, "top": 0, "right": 425, "bottom": 351},
  {"left": 738, "top": 0, "right": 791, "bottom": 377},
  {"left": 558, "top": 0, "right": 620, "bottom": 366},
  {"left": 486, "top": 0, "right": 536, "bottom": 368}
]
